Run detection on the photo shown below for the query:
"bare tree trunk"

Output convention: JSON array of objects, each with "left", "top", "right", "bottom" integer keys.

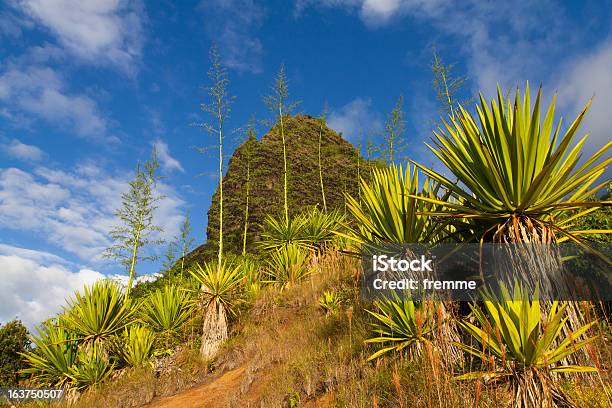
[{"left": 200, "top": 302, "right": 228, "bottom": 360}]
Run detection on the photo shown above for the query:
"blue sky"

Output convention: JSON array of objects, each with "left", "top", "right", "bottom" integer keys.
[{"left": 1, "top": 0, "right": 611, "bottom": 328}]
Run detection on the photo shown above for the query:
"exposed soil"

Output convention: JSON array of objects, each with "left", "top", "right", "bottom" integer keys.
[{"left": 145, "top": 366, "right": 246, "bottom": 408}]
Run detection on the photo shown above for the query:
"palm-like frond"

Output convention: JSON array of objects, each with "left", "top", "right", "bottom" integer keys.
[
  {"left": 141, "top": 285, "right": 194, "bottom": 334},
  {"left": 344, "top": 164, "right": 453, "bottom": 245},
  {"left": 365, "top": 292, "right": 434, "bottom": 361},
  {"left": 455, "top": 283, "right": 597, "bottom": 375},
  {"left": 189, "top": 261, "right": 243, "bottom": 316},
  {"left": 265, "top": 243, "right": 309, "bottom": 289},
  {"left": 318, "top": 290, "right": 342, "bottom": 315},
  {"left": 67, "top": 345, "right": 114, "bottom": 391},
  {"left": 413, "top": 84, "right": 610, "bottom": 239},
  {"left": 20, "top": 324, "right": 79, "bottom": 387},
  {"left": 117, "top": 325, "right": 155, "bottom": 368},
  {"left": 258, "top": 214, "right": 310, "bottom": 252},
  {"left": 301, "top": 207, "right": 346, "bottom": 250},
  {"left": 61, "top": 280, "right": 137, "bottom": 346}
]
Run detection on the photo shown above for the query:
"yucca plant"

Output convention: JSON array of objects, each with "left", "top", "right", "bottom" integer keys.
[
  {"left": 455, "top": 283, "right": 598, "bottom": 408},
  {"left": 238, "top": 255, "right": 263, "bottom": 299},
  {"left": 67, "top": 345, "right": 114, "bottom": 391},
  {"left": 301, "top": 207, "right": 346, "bottom": 251},
  {"left": 318, "top": 290, "right": 342, "bottom": 316},
  {"left": 21, "top": 324, "right": 79, "bottom": 387},
  {"left": 117, "top": 325, "right": 155, "bottom": 368},
  {"left": 365, "top": 292, "right": 435, "bottom": 361},
  {"left": 344, "top": 165, "right": 452, "bottom": 245},
  {"left": 413, "top": 84, "right": 611, "bottom": 244},
  {"left": 265, "top": 243, "right": 309, "bottom": 289},
  {"left": 189, "top": 261, "right": 243, "bottom": 360},
  {"left": 258, "top": 214, "right": 309, "bottom": 252},
  {"left": 61, "top": 280, "right": 137, "bottom": 348},
  {"left": 141, "top": 285, "right": 194, "bottom": 339}
]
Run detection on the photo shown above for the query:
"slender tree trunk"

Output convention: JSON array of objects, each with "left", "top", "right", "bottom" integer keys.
[
  {"left": 180, "top": 250, "right": 185, "bottom": 275},
  {"left": 388, "top": 132, "right": 394, "bottom": 164},
  {"left": 356, "top": 152, "right": 361, "bottom": 204},
  {"left": 318, "top": 123, "right": 327, "bottom": 211},
  {"left": 218, "top": 115, "right": 223, "bottom": 270},
  {"left": 126, "top": 223, "right": 142, "bottom": 297},
  {"left": 242, "top": 156, "right": 250, "bottom": 256},
  {"left": 279, "top": 108, "right": 289, "bottom": 222}
]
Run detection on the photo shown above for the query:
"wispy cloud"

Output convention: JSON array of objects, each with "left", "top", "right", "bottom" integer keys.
[
  {"left": 555, "top": 39, "right": 612, "bottom": 152},
  {"left": 199, "top": 0, "right": 265, "bottom": 73},
  {"left": 154, "top": 138, "right": 185, "bottom": 173},
  {"left": 1, "top": 138, "right": 44, "bottom": 161},
  {"left": 15, "top": 0, "right": 145, "bottom": 74},
  {"left": 0, "top": 162, "right": 185, "bottom": 263},
  {"left": 328, "top": 97, "right": 383, "bottom": 141},
  {"left": 0, "top": 66, "right": 114, "bottom": 142}
]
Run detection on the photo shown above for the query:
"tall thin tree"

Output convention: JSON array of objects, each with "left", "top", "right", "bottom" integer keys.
[
  {"left": 356, "top": 141, "right": 362, "bottom": 204},
  {"left": 431, "top": 47, "right": 468, "bottom": 119},
  {"left": 366, "top": 136, "right": 375, "bottom": 178},
  {"left": 105, "top": 147, "right": 164, "bottom": 297},
  {"left": 178, "top": 213, "right": 195, "bottom": 274},
  {"left": 317, "top": 104, "right": 329, "bottom": 211},
  {"left": 264, "top": 64, "right": 299, "bottom": 222},
  {"left": 241, "top": 121, "right": 257, "bottom": 256},
  {"left": 383, "top": 95, "right": 407, "bottom": 164},
  {"left": 200, "top": 45, "right": 233, "bottom": 270}
]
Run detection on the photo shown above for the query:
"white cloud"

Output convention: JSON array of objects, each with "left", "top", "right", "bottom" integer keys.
[
  {"left": 1, "top": 138, "right": 44, "bottom": 161},
  {"left": 555, "top": 40, "right": 612, "bottom": 151},
  {"left": 154, "top": 139, "right": 184, "bottom": 173},
  {"left": 0, "top": 163, "right": 185, "bottom": 262},
  {"left": 296, "top": 0, "right": 448, "bottom": 27},
  {"left": 200, "top": 0, "right": 265, "bottom": 73},
  {"left": 328, "top": 97, "right": 383, "bottom": 140},
  {"left": 0, "top": 66, "right": 112, "bottom": 141},
  {"left": 16, "top": 0, "right": 144, "bottom": 74},
  {"left": 0, "top": 246, "right": 104, "bottom": 330}
]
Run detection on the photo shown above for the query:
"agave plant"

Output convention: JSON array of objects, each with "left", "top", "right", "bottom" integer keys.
[
  {"left": 141, "top": 285, "right": 194, "bottom": 336},
  {"left": 455, "top": 284, "right": 598, "bottom": 408},
  {"left": 365, "top": 292, "right": 435, "bottom": 361},
  {"left": 414, "top": 84, "right": 611, "bottom": 243},
  {"left": 21, "top": 324, "right": 79, "bottom": 387},
  {"left": 318, "top": 290, "right": 342, "bottom": 316},
  {"left": 258, "top": 214, "right": 309, "bottom": 251},
  {"left": 62, "top": 280, "right": 137, "bottom": 347},
  {"left": 117, "top": 325, "right": 155, "bottom": 368},
  {"left": 344, "top": 165, "right": 452, "bottom": 245},
  {"left": 67, "top": 345, "right": 114, "bottom": 391},
  {"left": 190, "top": 261, "right": 243, "bottom": 359},
  {"left": 265, "top": 243, "right": 309, "bottom": 289}
]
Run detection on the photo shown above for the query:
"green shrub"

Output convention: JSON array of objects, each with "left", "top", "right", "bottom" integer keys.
[{"left": 0, "top": 320, "right": 30, "bottom": 386}]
